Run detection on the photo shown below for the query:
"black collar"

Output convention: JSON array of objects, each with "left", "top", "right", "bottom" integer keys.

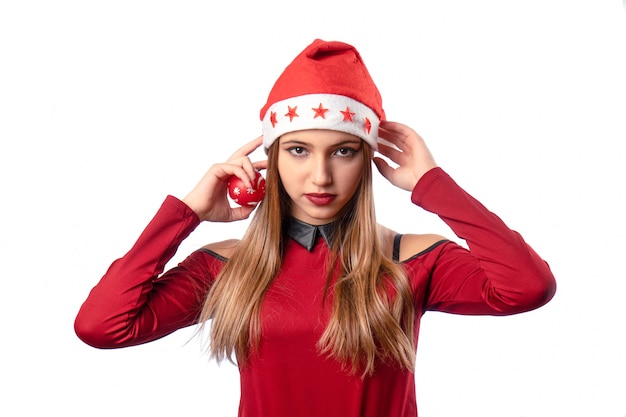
[{"left": 287, "top": 217, "right": 338, "bottom": 252}]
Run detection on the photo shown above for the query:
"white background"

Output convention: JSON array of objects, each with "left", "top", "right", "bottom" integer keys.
[{"left": 1, "top": 1, "right": 625, "bottom": 416}]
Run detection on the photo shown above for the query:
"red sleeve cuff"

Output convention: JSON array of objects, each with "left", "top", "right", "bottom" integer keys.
[
  {"left": 162, "top": 195, "right": 201, "bottom": 224},
  {"left": 410, "top": 167, "right": 448, "bottom": 206}
]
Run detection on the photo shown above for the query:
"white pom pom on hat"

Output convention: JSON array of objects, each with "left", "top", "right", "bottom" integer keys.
[{"left": 260, "top": 39, "right": 385, "bottom": 150}]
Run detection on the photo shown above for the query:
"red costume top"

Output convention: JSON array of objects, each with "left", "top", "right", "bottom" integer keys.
[{"left": 75, "top": 168, "right": 556, "bottom": 417}]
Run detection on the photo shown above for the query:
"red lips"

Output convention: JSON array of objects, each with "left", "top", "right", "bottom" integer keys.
[{"left": 305, "top": 193, "right": 336, "bottom": 206}]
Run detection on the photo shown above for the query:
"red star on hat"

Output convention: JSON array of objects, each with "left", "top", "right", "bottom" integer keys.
[
  {"left": 285, "top": 106, "right": 299, "bottom": 122},
  {"left": 312, "top": 103, "right": 329, "bottom": 119},
  {"left": 364, "top": 117, "right": 372, "bottom": 134},
  {"left": 340, "top": 107, "right": 355, "bottom": 122}
]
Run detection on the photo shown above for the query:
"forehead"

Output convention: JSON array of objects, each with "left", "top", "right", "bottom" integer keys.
[{"left": 279, "top": 129, "right": 362, "bottom": 146}]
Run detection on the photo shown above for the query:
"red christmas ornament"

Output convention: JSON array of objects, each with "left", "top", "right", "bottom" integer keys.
[{"left": 227, "top": 171, "right": 266, "bottom": 206}]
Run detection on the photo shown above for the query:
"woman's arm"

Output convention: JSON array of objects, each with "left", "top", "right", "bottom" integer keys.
[
  {"left": 75, "top": 137, "right": 267, "bottom": 348},
  {"left": 74, "top": 196, "right": 217, "bottom": 348},
  {"left": 411, "top": 168, "right": 556, "bottom": 314},
  {"left": 375, "top": 122, "right": 555, "bottom": 314}
]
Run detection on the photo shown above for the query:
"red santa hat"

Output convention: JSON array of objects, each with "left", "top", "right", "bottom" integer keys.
[{"left": 260, "top": 39, "right": 385, "bottom": 150}]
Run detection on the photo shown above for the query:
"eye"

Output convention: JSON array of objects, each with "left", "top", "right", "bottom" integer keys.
[
  {"left": 334, "top": 147, "right": 357, "bottom": 157},
  {"left": 288, "top": 146, "right": 308, "bottom": 156}
]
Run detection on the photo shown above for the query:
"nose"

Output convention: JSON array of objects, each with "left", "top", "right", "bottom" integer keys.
[{"left": 310, "top": 155, "right": 332, "bottom": 186}]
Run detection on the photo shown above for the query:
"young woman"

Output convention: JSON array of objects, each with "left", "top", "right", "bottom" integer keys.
[{"left": 75, "top": 39, "right": 556, "bottom": 417}]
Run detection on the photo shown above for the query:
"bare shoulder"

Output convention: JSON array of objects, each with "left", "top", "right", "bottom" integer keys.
[
  {"left": 398, "top": 233, "right": 447, "bottom": 261},
  {"left": 201, "top": 239, "right": 240, "bottom": 259},
  {"left": 378, "top": 225, "right": 446, "bottom": 262}
]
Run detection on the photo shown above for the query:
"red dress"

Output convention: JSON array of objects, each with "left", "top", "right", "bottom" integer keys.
[{"left": 75, "top": 168, "right": 556, "bottom": 417}]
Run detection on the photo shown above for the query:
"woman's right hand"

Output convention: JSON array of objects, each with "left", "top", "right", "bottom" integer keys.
[{"left": 182, "top": 136, "right": 267, "bottom": 222}]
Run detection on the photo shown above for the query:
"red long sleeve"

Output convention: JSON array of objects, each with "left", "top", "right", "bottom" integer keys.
[
  {"left": 74, "top": 195, "right": 216, "bottom": 348},
  {"left": 408, "top": 167, "right": 556, "bottom": 315}
]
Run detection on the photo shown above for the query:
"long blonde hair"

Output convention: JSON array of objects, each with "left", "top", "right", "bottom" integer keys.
[{"left": 198, "top": 141, "right": 416, "bottom": 376}]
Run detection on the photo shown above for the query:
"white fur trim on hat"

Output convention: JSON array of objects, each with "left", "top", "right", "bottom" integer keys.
[{"left": 262, "top": 93, "right": 379, "bottom": 150}]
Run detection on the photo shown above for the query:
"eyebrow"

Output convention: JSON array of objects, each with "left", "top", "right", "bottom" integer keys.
[{"left": 281, "top": 139, "right": 363, "bottom": 147}]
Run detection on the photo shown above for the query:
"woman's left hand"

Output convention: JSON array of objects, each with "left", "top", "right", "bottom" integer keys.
[{"left": 373, "top": 121, "right": 438, "bottom": 191}]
